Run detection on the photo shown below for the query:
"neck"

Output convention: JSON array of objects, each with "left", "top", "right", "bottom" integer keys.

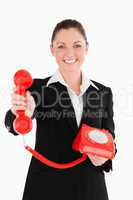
[{"left": 59, "top": 68, "right": 82, "bottom": 93}]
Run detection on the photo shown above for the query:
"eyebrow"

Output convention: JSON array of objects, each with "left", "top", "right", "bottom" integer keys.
[
  {"left": 56, "top": 41, "right": 82, "bottom": 45},
  {"left": 56, "top": 42, "right": 65, "bottom": 45},
  {"left": 74, "top": 41, "right": 82, "bottom": 44}
]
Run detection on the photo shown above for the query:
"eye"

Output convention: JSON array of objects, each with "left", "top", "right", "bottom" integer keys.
[
  {"left": 74, "top": 44, "right": 82, "bottom": 48},
  {"left": 57, "top": 45, "right": 65, "bottom": 49}
]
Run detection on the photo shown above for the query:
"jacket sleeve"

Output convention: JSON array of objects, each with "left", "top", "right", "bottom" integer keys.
[
  {"left": 97, "top": 87, "right": 116, "bottom": 172},
  {"left": 4, "top": 79, "right": 38, "bottom": 136},
  {"left": 5, "top": 109, "right": 18, "bottom": 135}
]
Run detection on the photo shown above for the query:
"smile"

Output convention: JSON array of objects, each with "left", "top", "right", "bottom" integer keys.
[{"left": 63, "top": 59, "right": 77, "bottom": 64}]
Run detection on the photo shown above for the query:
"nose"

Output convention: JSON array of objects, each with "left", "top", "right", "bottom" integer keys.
[{"left": 64, "top": 47, "right": 75, "bottom": 58}]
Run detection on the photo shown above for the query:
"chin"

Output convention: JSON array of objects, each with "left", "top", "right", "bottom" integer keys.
[{"left": 60, "top": 64, "right": 81, "bottom": 72}]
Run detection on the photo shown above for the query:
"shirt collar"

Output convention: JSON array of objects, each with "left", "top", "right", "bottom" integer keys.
[{"left": 46, "top": 69, "right": 99, "bottom": 94}]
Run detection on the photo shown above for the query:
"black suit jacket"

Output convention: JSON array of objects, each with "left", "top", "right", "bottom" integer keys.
[
  {"left": 5, "top": 77, "right": 115, "bottom": 172},
  {"left": 5, "top": 77, "right": 115, "bottom": 200}
]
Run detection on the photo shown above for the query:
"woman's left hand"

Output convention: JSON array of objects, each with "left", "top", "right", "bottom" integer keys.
[{"left": 87, "top": 153, "right": 108, "bottom": 166}]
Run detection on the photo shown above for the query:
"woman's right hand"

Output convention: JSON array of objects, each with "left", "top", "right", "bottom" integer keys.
[{"left": 11, "top": 88, "right": 36, "bottom": 118}]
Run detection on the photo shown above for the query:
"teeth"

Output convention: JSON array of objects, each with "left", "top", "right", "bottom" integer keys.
[{"left": 64, "top": 59, "right": 76, "bottom": 64}]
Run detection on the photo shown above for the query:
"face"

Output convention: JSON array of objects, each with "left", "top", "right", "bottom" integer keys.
[{"left": 50, "top": 28, "right": 88, "bottom": 72}]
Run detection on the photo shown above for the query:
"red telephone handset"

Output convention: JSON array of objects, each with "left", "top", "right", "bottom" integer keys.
[
  {"left": 13, "top": 69, "right": 87, "bottom": 169},
  {"left": 13, "top": 70, "right": 33, "bottom": 134}
]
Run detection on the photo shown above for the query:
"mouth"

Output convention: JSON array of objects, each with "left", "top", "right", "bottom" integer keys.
[{"left": 63, "top": 59, "right": 78, "bottom": 64}]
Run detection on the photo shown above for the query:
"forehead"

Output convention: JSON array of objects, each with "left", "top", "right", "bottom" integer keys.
[{"left": 53, "top": 28, "right": 85, "bottom": 43}]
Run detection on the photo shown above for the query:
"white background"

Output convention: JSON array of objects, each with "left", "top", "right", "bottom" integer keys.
[{"left": 0, "top": 0, "right": 132, "bottom": 199}]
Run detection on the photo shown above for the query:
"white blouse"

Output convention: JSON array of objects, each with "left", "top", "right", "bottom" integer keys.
[{"left": 47, "top": 69, "right": 98, "bottom": 127}]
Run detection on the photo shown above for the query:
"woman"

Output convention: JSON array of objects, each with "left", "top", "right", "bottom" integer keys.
[{"left": 5, "top": 19, "right": 115, "bottom": 200}]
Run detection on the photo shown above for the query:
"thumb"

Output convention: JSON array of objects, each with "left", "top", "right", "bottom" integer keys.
[
  {"left": 87, "top": 153, "right": 94, "bottom": 159},
  {"left": 26, "top": 90, "right": 31, "bottom": 99},
  {"left": 26, "top": 91, "right": 33, "bottom": 104}
]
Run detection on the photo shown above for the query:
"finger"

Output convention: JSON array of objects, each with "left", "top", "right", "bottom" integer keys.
[
  {"left": 25, "top": 91, "right": 32, "bottom": 107},
  {"left": 26, "top": 91, "right": 35, "bottom": 108},
  {"left": 26, "top": 91, "right": 31, "bottom": 98},
  {"left": 88, "top": 154, "right": 108, "bottom": 166},
  {"left": 12, "top": 93, "right": 26, "bottom": 100},
  {"left": 94, "top": 156, "right": 108, "bottom": 162},
  {"left": 87, "top": 154, "right": 97, "bottom": 163},
  {"left": 87, "top": 153, "right": 107, "bottom": 161},
  {"left": 12, "top": 86, "right": 21, "bottom": 93},
  {"left": 13, "top": 87, "right": 17, "bottom": 92},
  {"left": 12, "top": 100, "right": 27, "bottom": 106},
  {"left": 87, "top": 153, "right": 100, "bottom": 163},
  {"left": 11, "top": 94, "right": 26, "bottom": 101},
  {"left": 26, "top": 91, "right": 31, "bottom": 103},
  {"left": 87, "top": 154, "right": 99, "bottom": 166},
  {"left": 12, "top": 96, "right": 27, "bottom": 104},
  {"left": 13, "top": 85, "right": 23, "bottom": 91},
  {"left": 13, "top": 105, "right": 26, "bottom": 110},
  {"left": 87, "top": 153, "right": 96, "bottom": 160}
]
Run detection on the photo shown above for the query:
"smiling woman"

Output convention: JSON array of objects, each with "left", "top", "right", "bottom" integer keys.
[
  {"left": 50, "top": 21, "right": 88, "bottom": 95},
  {"left": 50, "top": 28, "right": 88, "bottom": 95},
  {"left": 5, "top": 19, "right": 115, "bottom": 200}
]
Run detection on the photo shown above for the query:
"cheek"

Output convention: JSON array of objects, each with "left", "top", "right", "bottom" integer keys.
[
  {"left": 77, "top": 52, "right": 86, "bottom": 60},
  {"left": 54, "top": 51, "right": 63, "bottom": 59},
  {"left": 55, "top": 53, "right": 64, "bottom": 63},
  {"left": 77, "top": 48, "right": 87, "bottom": 57}
]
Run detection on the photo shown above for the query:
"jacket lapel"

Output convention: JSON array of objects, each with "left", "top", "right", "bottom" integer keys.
[
  {"left": 80, "top": 84, "right": 102, "bottom": 129},
  {"left": 48, "top": 82, "right": 102, "bottom": 134},
  {"left": 58, "top": 83, "right": 79, "bottom": 132}
]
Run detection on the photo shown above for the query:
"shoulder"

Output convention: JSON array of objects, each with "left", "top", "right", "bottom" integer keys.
[
  {"left": 28, "top": 76, "right": 51, "bottom": 91},
  {"left": 28, "top": 76, "right": 52, "bottom": 105},
  {"left": 91, "top": 80, "right": 112, "bottom": 92},
  {"left": 33, "top": 76, "right": 51, "bottom": 87}
]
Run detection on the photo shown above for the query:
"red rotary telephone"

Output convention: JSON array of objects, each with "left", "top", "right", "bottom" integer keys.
[
  {"left": 13, "top": 69, "right": 115, "bottom": 169},
  {"left": 72, "top": 124, "right": 115, "bottom": 160}
]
